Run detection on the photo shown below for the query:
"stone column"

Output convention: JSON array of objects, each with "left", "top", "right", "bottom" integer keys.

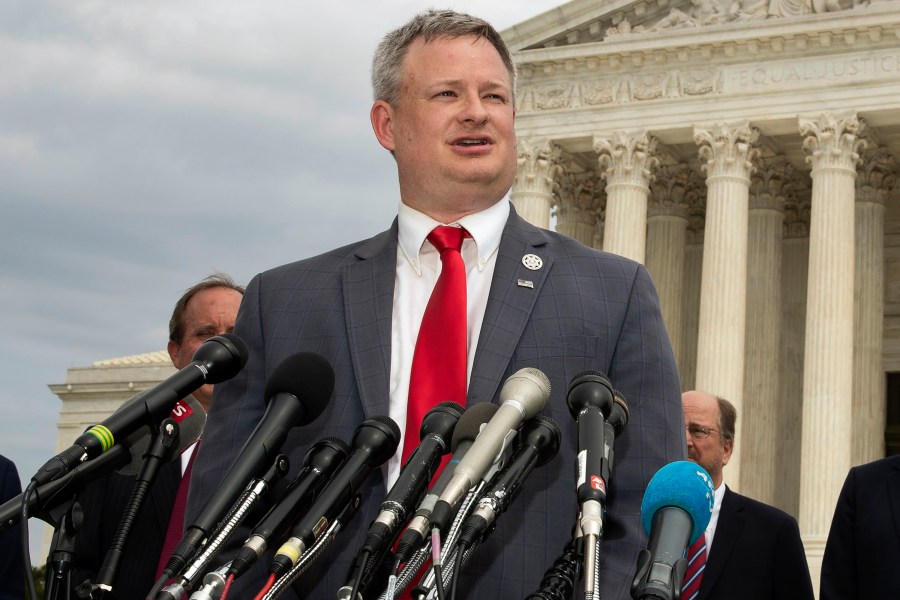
[
  {"left": 742, "top": 156, "right": 793, "bottom": 504},
  {"left": 680, "top": 195, "right": 707, "bottom": 391},
  {"left": 854, "top": 133, "right": 895, "bottom": 465},
  {"left": 778, "top": 192, "right": 811, "bottom": 517},
  {"left": 512, "top": 138, "right": 562, "bottom": 229},
  {"left": 693, "top": 122, "right": 759, "bottom": 490},
  {"left": 646, "top": 164, "right": 696, "bottom": 369},
  {"left": 798, "top": 112, "right": 864, "bottom": 584},
  {"left": 594, "top": 131, "right": 659, "bottom": 263},
  {"left": 556, "top": 170, "right": 603, "bottom": 248}
]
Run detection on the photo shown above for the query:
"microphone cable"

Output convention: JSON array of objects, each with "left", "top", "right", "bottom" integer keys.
[{"left": 525, "top": 534, "right": 585, "bottom": 600}]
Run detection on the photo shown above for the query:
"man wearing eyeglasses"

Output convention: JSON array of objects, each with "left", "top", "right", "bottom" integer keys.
[{"left": 680, "top": 390, "right": 814, "bottom": 600}]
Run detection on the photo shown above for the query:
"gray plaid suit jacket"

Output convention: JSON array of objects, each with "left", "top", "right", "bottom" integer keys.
[{"left": 186, "top": 204, "right": 685, "bottom": 599}]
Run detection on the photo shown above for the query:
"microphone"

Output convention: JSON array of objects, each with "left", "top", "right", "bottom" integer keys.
[
  {"left": 339, "top": 402, "right": 463, "bottom": 600},
  {"left": 566, "top": 371, "right": 628, "bottom": 600},
  {"left": 0, "top": 397, "right": 207, "bottom": 529},
  {"left": 269, "top": 416, "right": 400, "bottom": 576},
  {"left": 457, "top": 415, "right": 561, "bottom": 550},
  {"left": 566, "top": 370, "right": 614, "bottom": 509},
  {"left": 157, "top": 351, "right": 334, "bottom": 585},
  {"left": 430, "top": 368, "right": 550, "bottom": 533},
  {"left": 228, "top": 437, "right": 350, "bottom": 580},
  {"left": 32, "top": 334, "right": 247, "bottom": 486},
  {"left": 601, "top": 389, "right": 629, "bottom": 489},
  {"left": 630, "top": 461, "right": 715, "bottom": 600},
  {"left": 392, "top": 402, "right": 498, "bottom": 570},
  {"left": 118, "top": 394, "right": 207, "bottom": 476}
]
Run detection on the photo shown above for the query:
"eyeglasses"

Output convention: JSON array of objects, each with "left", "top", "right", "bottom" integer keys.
[{"left": 686, "top": 424, "right": 720, "bottom": 439}]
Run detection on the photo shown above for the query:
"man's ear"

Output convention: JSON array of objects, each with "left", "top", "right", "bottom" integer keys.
[
  {"left": 722, "top": 437, "right": 735, "bottom": 466},
  {"left": 370, "top": 100, "right": 396, "bottom": 152},
  {"left": 167, "top": 340, "right": 179, "bottom": 366}
]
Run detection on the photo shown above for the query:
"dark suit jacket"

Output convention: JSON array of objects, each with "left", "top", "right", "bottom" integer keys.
[
  {"left": 820, "top": 454, "right": 900, "bottom": 599},
  {"left": 0, "top": 455, "right": 25, "bottom": 600},
  {"left": 70, "top": 458, "right": 180, "bottom": 599},
  {"left": 698, "top": 487, "right": 814, "bottom": 600},
  {"left": 186, "top": 205, "right": 686, "bottom": 599}
]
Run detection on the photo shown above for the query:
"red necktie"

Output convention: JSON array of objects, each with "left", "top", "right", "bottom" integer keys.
[
  {"left": 403, "top": 226, "right": 469, "bottom": 462},
  {"left": 155, "top": 446, "right": 197, "bottom": 580},
  {"left": 682, "top": 534, "right": 707, "bottom": 600}
]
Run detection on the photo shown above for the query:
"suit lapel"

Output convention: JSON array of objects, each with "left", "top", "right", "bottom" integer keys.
[
  {"left": 700, "top": 487, "right": 744, "bottom": 600},
  {"left": 468, "top": 208, "right": 551, "bottom": 405},
  {"left": 343, "top": 223, "right": 398, "bottom": 418}
]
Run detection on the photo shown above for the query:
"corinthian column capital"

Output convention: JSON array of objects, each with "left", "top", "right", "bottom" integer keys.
[
  {"left": 515, "top": 138, "right": 563, "bottom": 196},
  {"left": 649, "top": 163, "right": 697, "bottom": 218},
  {"left": 749, "top": 155, "right": 796, "bottom": 212},
  {"left": 799, "top": 112, "right": 866, "bottom": 174},
  {"left": 693, "top": 121, "right": 760, "bottom": 181},
  {"left": 593, "top": 130, "right": 660, "bottom": 187},
  {"left": 856, "top": 127, "right": 897, "bottom": 206}
]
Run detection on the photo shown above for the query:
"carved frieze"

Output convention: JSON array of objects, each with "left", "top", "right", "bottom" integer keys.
[
  {"left": 525, "top": 0, "right": 869, "bottom": 50},
  {"left": 522, "top": 68, "right": 724, "bottom": 111}
]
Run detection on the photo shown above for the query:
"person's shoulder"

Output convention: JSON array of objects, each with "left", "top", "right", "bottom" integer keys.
[
  {"left": 0, "top": 454, "right": 14, "bottom": 474},
  {"left": 259, "top": 226, "right": 397, "bottom": 280},
  {"left": 851, "top": 453, "right": 900, "bottom": 477},
  {"left": 726, "top": 488, "right": 797, "bottom": 525}
]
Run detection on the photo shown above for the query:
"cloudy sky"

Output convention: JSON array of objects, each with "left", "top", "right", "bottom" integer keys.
[{"left": 0, "top": 0, "right": 566, "bottom": 564}]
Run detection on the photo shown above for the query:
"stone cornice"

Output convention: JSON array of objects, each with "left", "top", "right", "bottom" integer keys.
[{"left": 512, "top": 4, "right": 900, "bottom": 78}]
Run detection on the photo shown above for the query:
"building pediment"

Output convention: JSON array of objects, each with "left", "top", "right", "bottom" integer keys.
[
  {"left": 503, "top": 0, "right": 900, "bottom": 172},
  {"left": 502, "top": 0, "right": 889, "bottom": 50}
]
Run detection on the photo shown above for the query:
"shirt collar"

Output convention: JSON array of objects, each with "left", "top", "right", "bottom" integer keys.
[{"left": 397, "top": 200, "right": 509, "bottom": 275}]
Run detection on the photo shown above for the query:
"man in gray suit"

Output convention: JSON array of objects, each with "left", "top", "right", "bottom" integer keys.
[{"left": 186, "top": 9, "right": 685, "bottom": 599}]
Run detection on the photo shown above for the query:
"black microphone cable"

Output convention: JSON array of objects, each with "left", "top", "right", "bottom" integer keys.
[{"left": 525, "top": 534, "right": 585, "bottom": 600}]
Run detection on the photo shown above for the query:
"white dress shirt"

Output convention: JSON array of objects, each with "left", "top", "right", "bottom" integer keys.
[
  {"left": 386, "top": 199, "right": 509, "bottom": 485},
  {"left": 704, "top": 482, "right": 727, "bottom": 553}
]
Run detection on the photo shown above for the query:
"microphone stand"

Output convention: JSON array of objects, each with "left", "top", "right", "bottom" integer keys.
[
  {"left": 43, "top": 440, "right": 159, "bottom": 600},
  {"left": 159, "top": 453, "right": 290, "bottom": 599},
  {"left": 44, "top": 493, "right": 83, "bottom": 600},
  {"left": 77, "top": 419, "right": 181, "bottom": 599},
  {"left": 262, "top": 494, "right": 361, "bottom": 600},
  {"left": 407, "top": 482, "right": 485, "bottom": 600}
]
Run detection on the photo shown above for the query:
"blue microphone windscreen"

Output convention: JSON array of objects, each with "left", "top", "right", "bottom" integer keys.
[{"left": 641, "top": 460, "right": 715, "bottom": 544}]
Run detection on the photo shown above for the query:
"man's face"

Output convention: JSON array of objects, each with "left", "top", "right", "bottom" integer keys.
[
  {"left": 370, "top": 35, "right": 517, "bottom": 220},
  {"left": 167, "top": 286, "right": 242, "bottom": 412},
  {"left": 682, "top": 391, "right": 733, "bottom": 489}
]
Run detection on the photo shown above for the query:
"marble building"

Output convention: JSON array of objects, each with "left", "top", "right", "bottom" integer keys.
[{"left": 500, "top": 0, "right": 900, "bottom": 588}]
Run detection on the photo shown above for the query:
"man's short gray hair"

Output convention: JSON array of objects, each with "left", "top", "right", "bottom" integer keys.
[{"left": 371, "top": 9, "right": 517, "bottom": 106}]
